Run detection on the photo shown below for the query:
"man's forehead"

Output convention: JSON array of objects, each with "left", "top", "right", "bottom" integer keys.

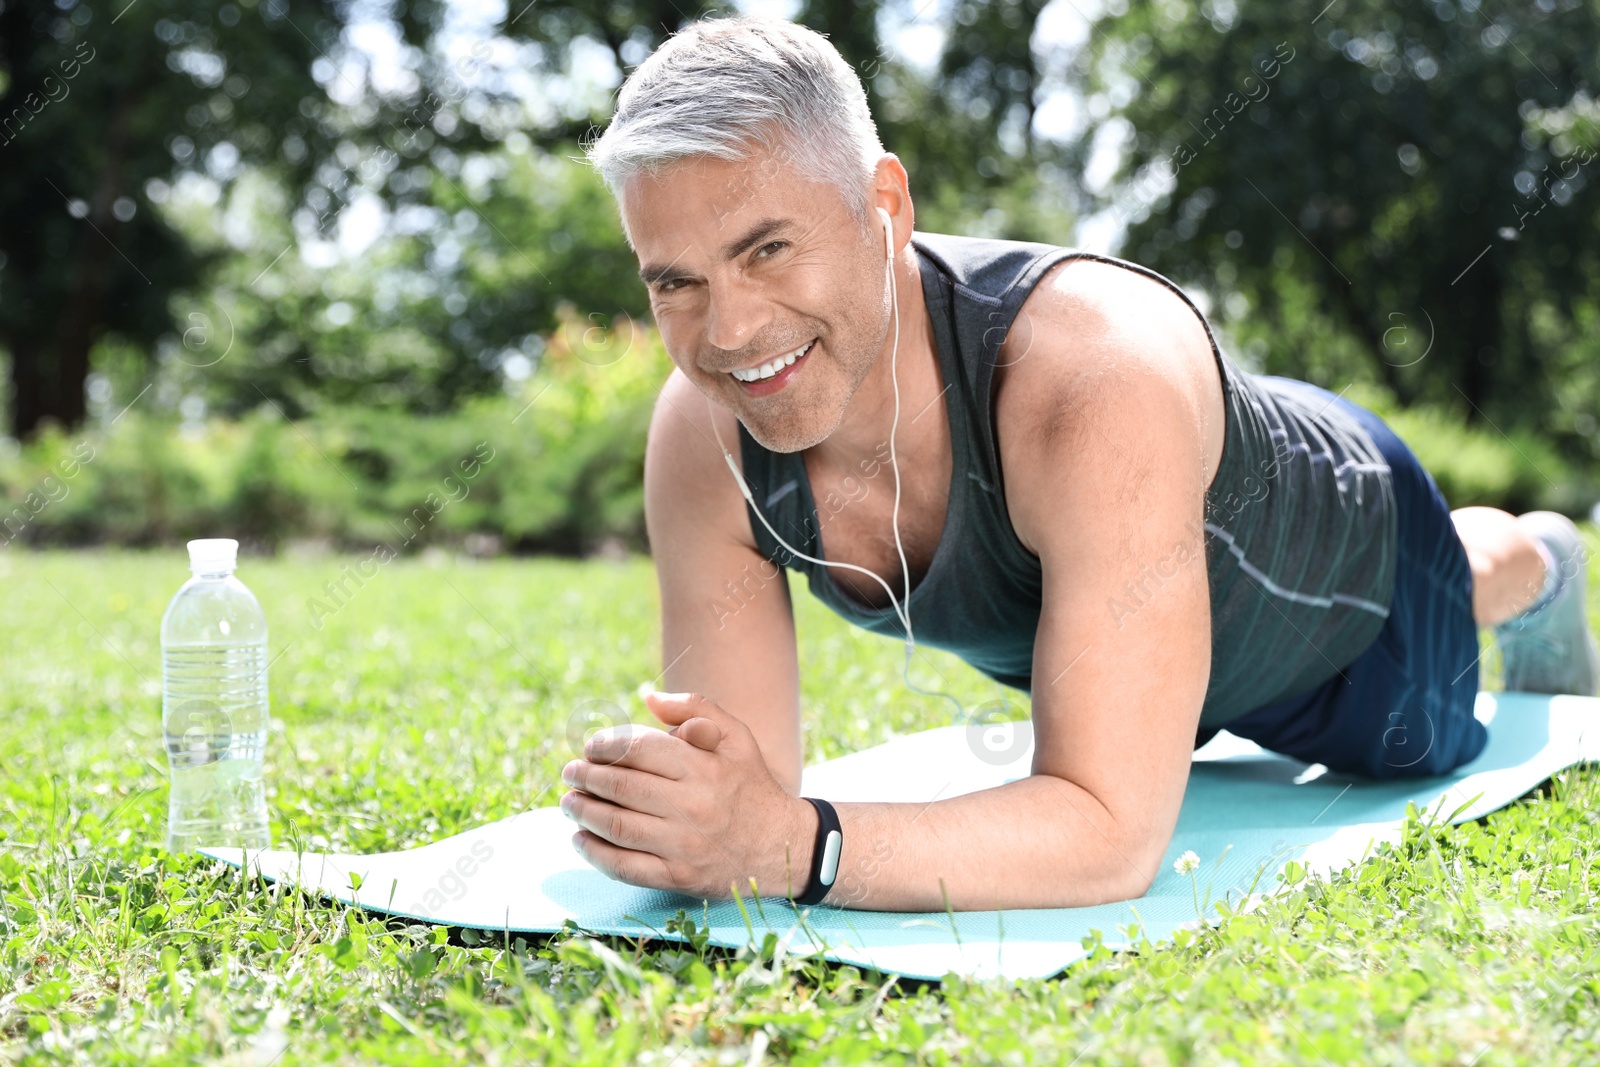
[
  {"left": 627, "top": 148, "right": 793, "bottom": 195},
  {"left": 621, "top": 154, "right": 797, "bottom": 232}
]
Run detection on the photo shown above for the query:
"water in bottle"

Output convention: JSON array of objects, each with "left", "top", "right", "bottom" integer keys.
[{"left": 162, "top": 538, "right": 271, "bottom": 852}]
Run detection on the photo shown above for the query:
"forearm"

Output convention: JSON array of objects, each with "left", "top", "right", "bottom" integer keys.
[{"left": 785, "top": 775, "right": 1162, "bottom": 912}]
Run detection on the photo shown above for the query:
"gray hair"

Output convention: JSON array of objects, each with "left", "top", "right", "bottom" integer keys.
[{"left": 583, "top": 16, "right": 885, "bottom": 230}]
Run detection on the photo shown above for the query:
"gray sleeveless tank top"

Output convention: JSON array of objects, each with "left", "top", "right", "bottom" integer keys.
[{"left": 735, "top": 231, "right": 1397, "bottom": 729}]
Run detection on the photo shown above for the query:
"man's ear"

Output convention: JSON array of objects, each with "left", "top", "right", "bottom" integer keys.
[{"left": 869, "top": 152, "right": 914, "bottom": 237}]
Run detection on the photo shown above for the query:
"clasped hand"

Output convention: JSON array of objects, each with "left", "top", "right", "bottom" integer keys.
[{"left": 560, "top": 691, "right": 813, "bottom": 900}]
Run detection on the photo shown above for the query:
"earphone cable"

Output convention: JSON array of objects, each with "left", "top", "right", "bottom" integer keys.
[{"left": 706, "top": 216, "right": 966, "bottom": 720}]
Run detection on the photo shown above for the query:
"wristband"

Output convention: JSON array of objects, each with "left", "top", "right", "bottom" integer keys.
[{"left": 793, "top": 797, "right": 842, "bottom": 906}]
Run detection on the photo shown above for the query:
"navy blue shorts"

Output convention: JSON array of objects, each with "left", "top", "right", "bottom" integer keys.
[{"left": 1195, "top": 378, "right": 1488, "bottom": 780}]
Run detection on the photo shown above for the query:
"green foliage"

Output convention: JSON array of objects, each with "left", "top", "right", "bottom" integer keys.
[
  {"left": 1383, "top": 402, "right": 1595, "bottom": 515},
  {"left": 170, "top": 140, "right": 651, "bottom": 422},
  {"left": 0, "top": 0, "right": 346, "bottom": 437},
  {"left": 3, "top": 0, "right": 701, "bottom": 437},
  {"left": 1, "top": 546, "right": 1599, "bottom": 1062},
  {"left": 5, "top": 0, "right": 1097, "bottom": 439},
  {"left": 1, "top": 316, "right": 673, "bottom": 554},
  {"left": 7, "top": 341, "right": 1589, "bottom": 564},
  {"left": 1340, "top": 381, "right": 1598, "bottom": 515},
  {"left": 1082, "top": 0, "right": 1600, "bottom": 462},
  {"left": 873, "top": 0, "right": 1079, "bottom": 243}
]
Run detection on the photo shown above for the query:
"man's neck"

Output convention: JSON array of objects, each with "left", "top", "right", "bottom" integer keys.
[{"left": 810, "top": 251, "right": 945, "bottom": 476}]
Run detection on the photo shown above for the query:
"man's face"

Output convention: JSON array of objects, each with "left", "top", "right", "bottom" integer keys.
[{"left": 621, "top": 146, "right": 889, "bottom": 454}]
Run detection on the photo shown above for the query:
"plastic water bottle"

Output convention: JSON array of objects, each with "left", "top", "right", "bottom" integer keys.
[{"left": 161, "top": 538, "right": 271, "bottom": 852}]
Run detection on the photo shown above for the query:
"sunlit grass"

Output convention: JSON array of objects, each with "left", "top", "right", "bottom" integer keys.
[{"left": 2, "top": 537, "right": 1598, "bottom": 1064}]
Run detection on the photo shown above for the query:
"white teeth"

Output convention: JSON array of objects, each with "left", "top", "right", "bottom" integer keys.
[{"left": 731, "top": 341, "right": 813, "bottom": 382}]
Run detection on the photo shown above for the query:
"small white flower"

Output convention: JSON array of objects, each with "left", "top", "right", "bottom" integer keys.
[{"left": 1173, "top": 849, "right": 1200, "bottom": 875}]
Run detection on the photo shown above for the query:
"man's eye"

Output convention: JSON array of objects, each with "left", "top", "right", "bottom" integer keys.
[
  {"left": 657, "top": 279, "right": 687, "bottom": 294},
  {"left": 756, "top": 240, "right": 786, "bottom": 258}
]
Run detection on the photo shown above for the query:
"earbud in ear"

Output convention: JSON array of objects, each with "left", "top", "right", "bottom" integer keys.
[{"left": 877, "top": 207, "right": 894, "bottom": 261}]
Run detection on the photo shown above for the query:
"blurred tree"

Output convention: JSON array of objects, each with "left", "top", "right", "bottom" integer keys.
[
  {"left": 182, "top": 135, "right": 653, "bottom": 419},
  {"left": 0, "top": 0, "right": 737, "bottom": 436},
  {"left": 7, "top": 0, "right": 1081, "bottom": 437},
  {"left": 796, "top": 0, "right": 888, "bottom": 113},
  {"left": 213, "top": 0, "right": 1074, "bottom": 419},
  {"left": 1079, "top": 0, "right": 1600, "bottom": 434},
  {"left": 937, "top": 0, "right": 1048, "bottom": 155},
  {"left": 876, "top": 0, "right": 1077, "bottom": 241},
  {"left": 0, "top": 0, "right": 344, "bottom": 439}
]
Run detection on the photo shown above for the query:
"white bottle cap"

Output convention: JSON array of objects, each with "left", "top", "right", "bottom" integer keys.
[{"left": 187, "top": 538, "right": 239, "bottom": 575}]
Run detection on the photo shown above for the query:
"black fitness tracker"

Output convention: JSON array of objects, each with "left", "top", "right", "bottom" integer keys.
[{"left": 793, "top": 797, "right": 842, "bottom": 906}]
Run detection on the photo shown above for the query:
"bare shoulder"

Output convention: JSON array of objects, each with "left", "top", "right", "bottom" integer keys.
[
  {"left": 994, "top": 256, "right": 1225, "bottom": 555},
  {"left": 996, "top": 256, "right": 1219, "bottom": 427},
  {"left": 645, "top": 369, "right": 760, "bottom": 553}
]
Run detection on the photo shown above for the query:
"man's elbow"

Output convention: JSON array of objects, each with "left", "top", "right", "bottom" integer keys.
[
  {"left": 1077, "top": 848, "right": 1156, "bottom": 904},
  {"left": 1116, "top": 860, "right": 1159, "bottom": 902},
  {"left": 1088, "top": 811, "right": 1173, "bottom": 903},
  {"left": 1020, "top": 773, "right": 1161, "bottom": 903}
]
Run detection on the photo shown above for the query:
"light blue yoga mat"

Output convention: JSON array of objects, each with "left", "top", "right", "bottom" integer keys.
[{"left": 201, "top": 691, "right": 1599, "bottom": 981}]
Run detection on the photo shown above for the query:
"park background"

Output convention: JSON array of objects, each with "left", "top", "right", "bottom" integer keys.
[
  {"left": 5, "top": 0, "right": 1600, "bottom": 1063},
  {"left": 4, "top": 0, "right": 1600, "bottom": 552}
]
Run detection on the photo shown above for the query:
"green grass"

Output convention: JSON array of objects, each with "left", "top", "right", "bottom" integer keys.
[{"left": 3, "top": 538, "right": 1600, "bottom": 1065}]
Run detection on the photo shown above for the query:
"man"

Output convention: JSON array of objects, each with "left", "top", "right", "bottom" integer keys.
[{"left": 557, "top": 16, "right": 1599, "bottom": 912}]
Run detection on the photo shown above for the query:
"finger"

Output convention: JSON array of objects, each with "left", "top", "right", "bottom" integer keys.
[
  {"left": 645, "top": 691, "right": 731, "bottom": 730},
  {"left": 561, "top": 790, "right": 667, "bottom": 853},
  {"left": 583, "top": 722, "right": 692, "bottom": 777},
  {"left": 561, "top": 761, "right": 678, "bottom": 818},
  {"left": 670, "top": 716, "right": 723, "bottom": 752},
  {"left": 571, "top": 829, "right": 683, "bottom": 894},
  {"left": 647, "top": 692, "right": 742, "bottom": 754}
]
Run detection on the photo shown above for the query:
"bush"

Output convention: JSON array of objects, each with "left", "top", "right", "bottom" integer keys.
[
  {"left": 0, "top": 313, "right": 673, "bottom": 556},
  {"left": 1342, "top": 381, "right": 1598, "bottom": 516},
  {"left": 4, "top": 336, "right": 1593, "bottom": 556}
]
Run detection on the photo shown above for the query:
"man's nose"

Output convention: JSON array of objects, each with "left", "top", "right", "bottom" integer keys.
[{"left": 703, "top": 277, "right": 775, "bottom": 356}]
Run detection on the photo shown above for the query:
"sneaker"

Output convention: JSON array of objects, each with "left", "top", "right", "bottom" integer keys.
[{"left": 1493, "top": 511, "right": 1599, "bottom": 696}]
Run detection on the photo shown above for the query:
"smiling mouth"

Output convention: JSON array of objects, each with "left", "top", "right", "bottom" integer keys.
[{"left": 728, "top": 339, "right": 816, "bottom": 382}]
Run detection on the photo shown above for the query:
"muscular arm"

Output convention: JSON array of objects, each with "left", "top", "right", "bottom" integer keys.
[
  {"left": 645, "top": 369, "right": 805, "bottom": 794},
  {"left": 814, "top": 267, "right": 1216, "bottom": 910}
]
